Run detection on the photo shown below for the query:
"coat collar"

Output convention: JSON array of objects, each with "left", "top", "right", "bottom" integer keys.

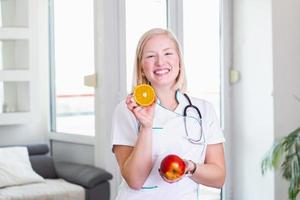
[{"left": 156, "top": 90, "right": 190, "bottom": 114}]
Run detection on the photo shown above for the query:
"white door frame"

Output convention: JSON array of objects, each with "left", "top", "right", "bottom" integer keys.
[
  {"left": 220, "top": 0, "right": 233, "bottom": 199},
  {"left": 93, "top": 0, "right": 125, "bottom": 199}
]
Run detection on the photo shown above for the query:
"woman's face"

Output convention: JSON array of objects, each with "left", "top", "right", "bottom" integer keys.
[{"left": 141, "top": 34, "right": 180, "bottom": 90}]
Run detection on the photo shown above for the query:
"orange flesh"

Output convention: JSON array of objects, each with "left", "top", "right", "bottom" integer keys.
[{"left": 133, "top": 84, "right": 156, "bottom": 106}]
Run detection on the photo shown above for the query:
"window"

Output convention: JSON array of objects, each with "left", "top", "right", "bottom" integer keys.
[
  {"left": 183, "top": 0, "right": 221, "bottom": 118},
  {"left": 49, "top": 0, "right": 95, "bottom": 136},
  {"left": 125, "top": 0, "right": 167, "bottom": 92}
]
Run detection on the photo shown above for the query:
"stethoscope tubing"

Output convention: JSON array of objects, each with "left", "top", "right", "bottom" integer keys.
[{"left": 183, "top": 94, "right": 205, "bottom": 145}]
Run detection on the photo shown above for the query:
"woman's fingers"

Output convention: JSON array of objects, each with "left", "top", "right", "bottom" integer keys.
[
  {"left": 126, "top": 95, "right": 139, "bottom": 111},
  {"left": 125, "top": 95, "right": 132, "bottom": 104},
  {"left": 133, "top": 105, "right": 143, "bottom": 111},
  {"left": 126, "top": 93, "right": 155, "bottom": 128}
]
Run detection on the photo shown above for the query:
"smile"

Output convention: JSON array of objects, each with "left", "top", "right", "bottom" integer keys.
[{"left": 153, "top": 68, "right": 171, "bottom": 75}]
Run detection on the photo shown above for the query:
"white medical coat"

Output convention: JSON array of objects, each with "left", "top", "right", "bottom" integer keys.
[{"left": 111, "top": 91, "right": 225, "bottom": 200}]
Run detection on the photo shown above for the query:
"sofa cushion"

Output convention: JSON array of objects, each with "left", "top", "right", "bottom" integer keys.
[
  {"left": 0, "top": 179, "right": 85, "bottom": 200},
  {"left": 0, "top": 147, "right": 45, "bottom": 188},
  {"left": 23, "top": 144, "right": 57, "bottom": 179},
  {"left": 30, "top": 155, "right": 57, "bottom": 179},
  {"left": 27, "top": 144, "right": 49, "bottom": 156},
  {"left": 55, "top": 162, "right": 113, "bottom": 188}
]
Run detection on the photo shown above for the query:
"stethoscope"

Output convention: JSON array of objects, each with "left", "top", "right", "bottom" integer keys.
[
  {"left": 155, "top": 92, "right": 205, "bottom": 145},
  {"left": 182, "top": 93, "right": 205, "bottom": 144}
]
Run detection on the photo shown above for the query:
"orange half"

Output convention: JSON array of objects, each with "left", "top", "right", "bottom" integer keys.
[{"left": 133, "top": 84, "right": 156, "bottom": 106}]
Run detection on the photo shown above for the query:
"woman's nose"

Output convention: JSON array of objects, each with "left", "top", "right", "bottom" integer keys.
[{"left": 156, "top": 55, "right": 164, "bottom": 66}]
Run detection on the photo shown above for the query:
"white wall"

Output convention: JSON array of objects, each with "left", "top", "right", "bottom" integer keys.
[
  {"left": 272, "top": 0, "right": 300, "bottom": 199},
  {"left": 232, "top": 0, "right": 275, "bottom": 199},
  {"left": 52, "top": 141, "right": 94, "bottom": 165},
  {"left": 232, "top": 0, "right": 300, "bottom": 199},
  {"left": 0, "top": 125, "right": 47, "bottom": 145}
]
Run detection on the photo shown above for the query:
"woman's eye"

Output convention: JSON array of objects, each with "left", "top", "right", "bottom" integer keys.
[
  {"left": 165, "top": 52, "right": 173, "bottom": 56},
  {"left": 146, "top": 55, "right": 155, "bottom": 58}
]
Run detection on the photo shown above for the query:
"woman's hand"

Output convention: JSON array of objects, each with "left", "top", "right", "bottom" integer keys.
[
  {"left": 184, "top": 160, "right": 197, "bottom": 176},
  {"left": 158, "top": 160, "right": 196, "bottom": 184},
  {"left": 126, "top": 94, "right": 155, "bottom": 129}
]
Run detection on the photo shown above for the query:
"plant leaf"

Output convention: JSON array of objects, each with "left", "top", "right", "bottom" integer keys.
[
  {"left": 261, "top": 127, "right": 300, "bottom": 200},
  {"left": 261, "top": 140, "right": 284, "bottom": 175}
]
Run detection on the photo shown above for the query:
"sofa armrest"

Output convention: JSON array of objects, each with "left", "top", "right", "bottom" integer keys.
[{"left": 54, "top": 162, "right": 113, "bottom": 188}]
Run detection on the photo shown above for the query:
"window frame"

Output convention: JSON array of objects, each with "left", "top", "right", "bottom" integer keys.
[{"left": 48, "top": 0, "right": 95, "bottom": 145}]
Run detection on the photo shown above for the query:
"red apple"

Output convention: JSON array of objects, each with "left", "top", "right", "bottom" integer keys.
[{"left": 159, "top": 154, "right": 186, "bottom": 181}]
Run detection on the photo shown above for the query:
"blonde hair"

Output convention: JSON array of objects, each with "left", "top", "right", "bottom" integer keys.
[{"left": 132, "top": 28, "right": 187, "bottom": 92}]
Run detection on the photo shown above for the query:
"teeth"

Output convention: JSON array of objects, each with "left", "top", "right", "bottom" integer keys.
[{"left": 154, "top": 68, "right": 170, "bottom": 75}]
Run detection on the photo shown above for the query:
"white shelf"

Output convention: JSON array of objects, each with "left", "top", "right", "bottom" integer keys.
[
  {"left": 0, "top": 0, "right": 36, "bottom": 126},
  {"left": 0, "top": 28, "right": 30, "bottom": 39},
  {"left": 0, "top": 112, "right": 32, "bottom": 125},
  {"left": 0, "top": 70, "right": 32, "bottom": 81}
]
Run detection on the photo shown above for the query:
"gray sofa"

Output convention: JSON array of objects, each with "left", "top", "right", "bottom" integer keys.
[{"left": 23, "top": 144, "right": 112, "bottom": 200}]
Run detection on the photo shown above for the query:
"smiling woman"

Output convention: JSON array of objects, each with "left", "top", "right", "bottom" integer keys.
[{"left": 111, "top": 28, "right": 225, "bottom": 200}]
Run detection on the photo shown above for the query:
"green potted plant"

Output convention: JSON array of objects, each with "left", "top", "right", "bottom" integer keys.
[{"left": 261, "top": 125, "right": 300, "bottom": 200}]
